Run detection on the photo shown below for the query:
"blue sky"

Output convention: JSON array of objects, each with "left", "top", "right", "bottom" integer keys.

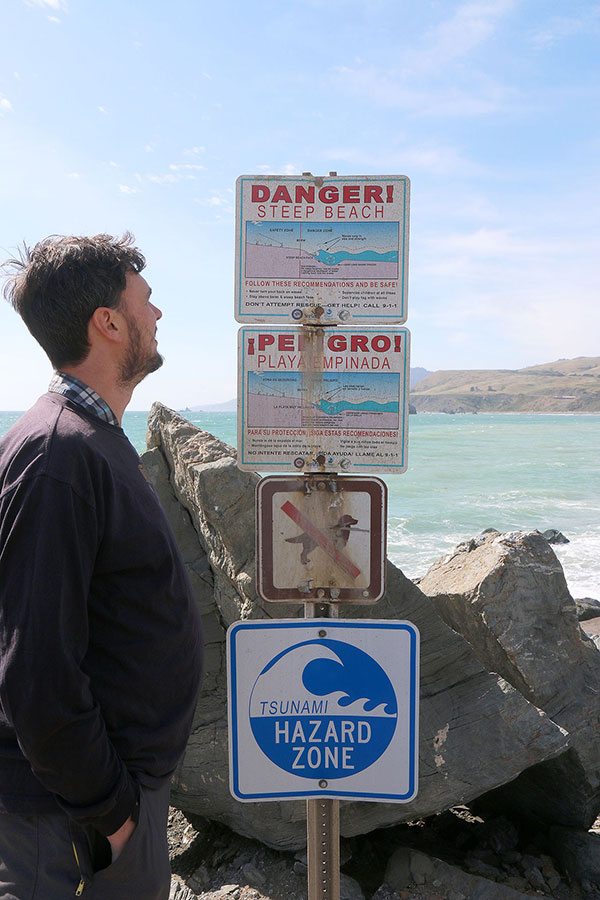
[{"left": 1, "top": 0, "right": 599, "bottom": 410}]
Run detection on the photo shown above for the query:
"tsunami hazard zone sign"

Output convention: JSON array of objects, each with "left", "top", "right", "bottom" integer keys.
[{"left": 227, "top": 618, "right": 419, "bottom": 802}]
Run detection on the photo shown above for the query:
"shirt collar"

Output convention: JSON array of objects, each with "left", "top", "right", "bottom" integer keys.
[{"left": 48, "top": 372, "right": 120, "bottom": 427}]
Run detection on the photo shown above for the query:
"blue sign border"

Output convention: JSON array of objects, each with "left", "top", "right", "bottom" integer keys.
[{"left": 228, "top": 619, "right": 419, "bottom": 802}]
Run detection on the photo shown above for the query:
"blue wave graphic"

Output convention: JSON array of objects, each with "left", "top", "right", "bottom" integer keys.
[
  {"left": 317, "top": 399, "right": 399, "bottom": 415},
  {"left": 314, "top": 249, "right": 399, "bottom": 266},
  {"left": 302, "top": 639, "right": 397, "bottom": 715}
]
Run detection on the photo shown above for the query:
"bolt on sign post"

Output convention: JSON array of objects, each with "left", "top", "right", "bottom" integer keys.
[
  {"left": 232, "top": 173, "right": 417, "bottom": 900},
  {"left": 235, "top": 174, "right": 410, "bottom": 326}
]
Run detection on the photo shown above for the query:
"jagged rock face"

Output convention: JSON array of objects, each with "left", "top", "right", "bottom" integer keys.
[
  {"left": 418, "top": 530, "right": 600, "bottom": 828},
  {"left": 143, "top": 404, "right": 571, "bottom": 851}
]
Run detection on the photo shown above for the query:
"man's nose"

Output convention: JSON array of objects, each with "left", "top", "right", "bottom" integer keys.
[{"left": 151, "top": 303, "right": 162, "bottom": 320}]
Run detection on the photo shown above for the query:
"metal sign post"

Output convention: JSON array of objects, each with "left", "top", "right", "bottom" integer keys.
[
  {"left": 304, "top": 601, "right": 340, "bottom": 900},
  {"left": 231, "top": 172, "right": 417, "bottom": 900},
  {"left": 307, "top": 791, "right": 340, "bottom": 900},
  {"left": 227, "top": 615, "right": 420, "bottom": 900}
]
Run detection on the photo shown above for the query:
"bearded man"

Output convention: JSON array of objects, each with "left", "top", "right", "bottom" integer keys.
[{"left": 0, "top": 234, "right": 203, "bottom": 899}]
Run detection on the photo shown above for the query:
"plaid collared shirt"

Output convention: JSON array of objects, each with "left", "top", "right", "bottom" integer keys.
[{"left": 48, "top": 372, "right": 119, "bottom": 427}]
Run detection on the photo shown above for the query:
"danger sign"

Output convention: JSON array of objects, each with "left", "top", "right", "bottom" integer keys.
[
  {"left": 237, "top": 326, "right": 410, "bottom": 474},
  {"left": 235, "top": 174, "right": 410, "bottom": 326}
]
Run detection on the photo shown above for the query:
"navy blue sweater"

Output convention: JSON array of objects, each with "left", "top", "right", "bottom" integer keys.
[{"left": 0, "top": 394, "right": 203, "bottom": 835}]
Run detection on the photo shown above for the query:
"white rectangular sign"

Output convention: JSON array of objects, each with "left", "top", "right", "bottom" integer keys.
[
  {"left": 237, "top": 326, "right": 410, "bottom": 474},
  {"left": 235, "top": 174, "right": 410, "bottom": 325},
  {"left": 256, "top": 475, "right": 387, "bottom": 603},
  {"left": 227, "top": 618, "right": 419, "bottom": 802}
]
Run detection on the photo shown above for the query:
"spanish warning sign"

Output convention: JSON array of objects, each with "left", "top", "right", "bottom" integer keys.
[
  {"left": 237, "top": 326, "right": 410, "bottom": 473},
  {"left": 235, "top": 175, "right": 410, "bottom": 325},
  {"left": 227, "top": 618, "right": 420, "bottom": 802}
]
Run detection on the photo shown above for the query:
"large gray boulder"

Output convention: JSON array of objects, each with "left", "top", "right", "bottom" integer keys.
[
  {"left": 418, "top": 529, "right": 600, "bottom": 828},
  {"left": 143, "top": 404, "right": 568, "bottom": 850}
]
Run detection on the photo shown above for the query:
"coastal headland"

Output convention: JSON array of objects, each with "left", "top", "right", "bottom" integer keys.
[{"left": 410, "top": 356, "right": 600, "bottom": 413}]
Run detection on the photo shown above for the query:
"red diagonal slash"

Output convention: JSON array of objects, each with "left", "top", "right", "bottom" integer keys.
[{"left": 281, "top": 500, "right": 361, "bottom": 579}]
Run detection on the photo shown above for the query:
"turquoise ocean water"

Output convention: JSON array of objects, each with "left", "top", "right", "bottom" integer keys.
[{"left": 1, "top": 410, "right": 598, "bottom": 599}]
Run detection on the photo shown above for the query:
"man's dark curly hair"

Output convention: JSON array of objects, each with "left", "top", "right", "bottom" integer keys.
[{"left": 2, "top": 232, "right": 145, "bottom": 369}]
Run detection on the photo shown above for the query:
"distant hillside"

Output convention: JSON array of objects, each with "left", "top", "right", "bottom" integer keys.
[
  {"left": 411, "top": 357, "right": 600, "bottom": 413},
  {"left": 186, "top": 398, "right": 237, "bottom": 412},
  {"left": 410, "top": 366, "right": 432, "bottom": 387}
]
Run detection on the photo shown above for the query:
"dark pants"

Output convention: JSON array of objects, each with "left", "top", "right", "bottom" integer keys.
[{"left": 0, "top": 782, "right": 171, "bottom": 899}]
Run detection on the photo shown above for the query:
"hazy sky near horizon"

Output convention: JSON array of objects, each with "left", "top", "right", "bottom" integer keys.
[{"left": 1, "top": 0, "right": 599, "bottom": 410}]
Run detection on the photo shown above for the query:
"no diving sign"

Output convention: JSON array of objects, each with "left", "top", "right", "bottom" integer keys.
[{"left": 227, "top": 619, "right": 419, "bottom": 802}]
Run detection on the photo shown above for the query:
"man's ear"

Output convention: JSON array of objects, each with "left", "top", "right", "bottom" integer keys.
[{"left": 89, "top": 306, "right": 125, "bottom": 344}]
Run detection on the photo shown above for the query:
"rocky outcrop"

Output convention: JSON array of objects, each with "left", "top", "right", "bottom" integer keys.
[
  {"left": 577, "top": 596, "right": 600, "bottom": 622},
  {"left": 142, "top": 404, "right": 580, "bottom": 851},
  {"left": 385, "top": 846, "right": 542, "bottom": 898},
  {"left": 417, "top": 529, "right": 600, "bottom": 829}
]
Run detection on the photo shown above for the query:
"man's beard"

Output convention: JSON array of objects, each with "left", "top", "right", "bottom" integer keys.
[{"left": 118, "top": 315, "right": 164, "bottom": 387}]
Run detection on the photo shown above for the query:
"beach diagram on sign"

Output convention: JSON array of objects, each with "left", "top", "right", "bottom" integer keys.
[
  {"left": 247, "top": 372, "right": 400, "bottom": 429},
  {"left": 245, "top": 222, "right": 399, "bottom": 280}
]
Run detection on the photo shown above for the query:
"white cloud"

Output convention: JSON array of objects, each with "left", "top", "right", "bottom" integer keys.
[
  {"left": 256, "top": 163, "right": 300, "bottom": 175},
  {"left": 168, "top": 163, "right": 206, "bottom": 172},
  {"left": 331, "top": 0, "right": 518, "bottom": 117},
  {"left": 97, "top": 106, "right": 108, "bottom": 115},
  {"left": 531, "top": 8, "right": 600, "bottom": 49},
  {"left": 412, "top": 221, "right": 600, "bottom": 364},
  {"left": 0, "top": 96, "right": 13, "bottom": 114},
  {"left": 67, "top": 172, "right": 80, "bottom": 179},
  {"left": 194, "top": 190, "right": 234, "bottom": 217},
  {"left": 118, "top": 184, "right": 139, "bottom": 195},
  {"left": 415, "top": 0, "right": 517, "bottom": 73},
  {"left": 148, "top": 174, "right": 178, "bottom": 185},
  {"left": 319, "top": 141, "right": 486, "bottom": 177},
  {"left": 331, "top": 63, "right": 514, "bottom": 117},
  {"left": 26, "top": 0, "right": 68, "bottom": 9},
  {"left": 148, "top": 164, "right": 205, "bottom": 185}
]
